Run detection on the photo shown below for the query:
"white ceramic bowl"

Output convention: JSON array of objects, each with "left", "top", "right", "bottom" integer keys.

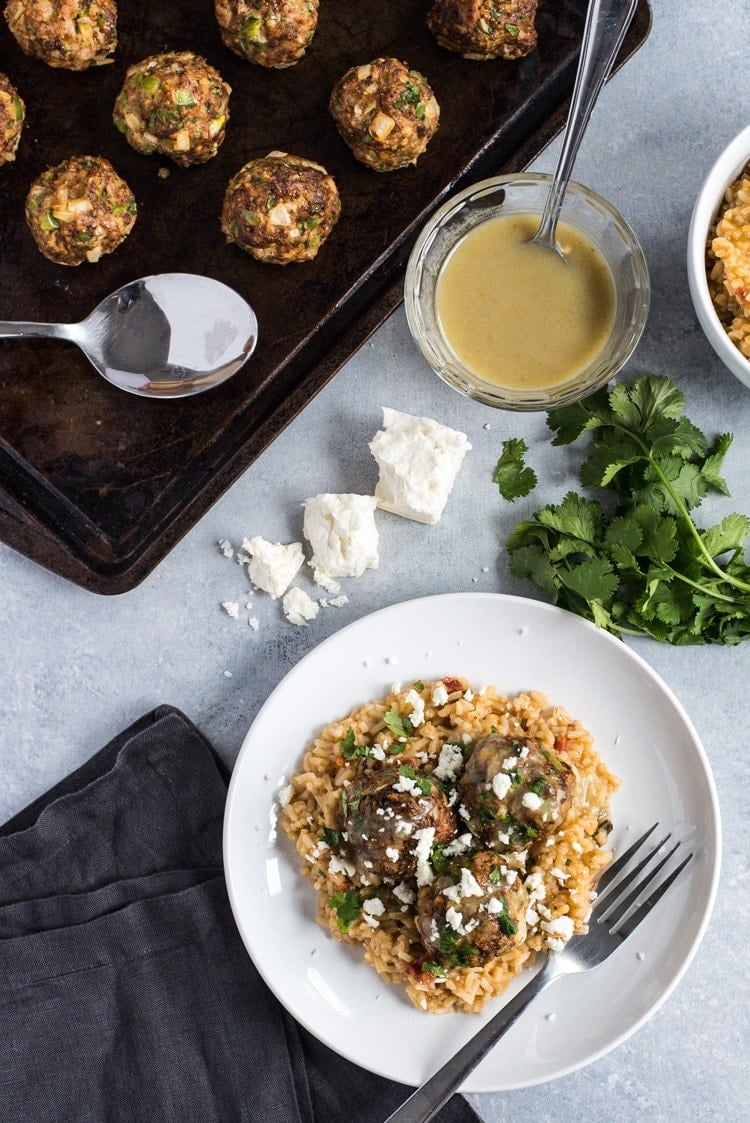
[{"left": 687, "top": 123, "right": 750, "bottom": 391}]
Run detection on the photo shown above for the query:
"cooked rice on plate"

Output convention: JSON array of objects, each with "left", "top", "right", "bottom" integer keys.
[{"left": 280, "top": 676, "right": 619, "bottom": 1014}]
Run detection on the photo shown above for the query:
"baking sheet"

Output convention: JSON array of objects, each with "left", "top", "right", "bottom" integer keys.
[{"left": 0, "top": 0, "right": 651, "bottom": 593}]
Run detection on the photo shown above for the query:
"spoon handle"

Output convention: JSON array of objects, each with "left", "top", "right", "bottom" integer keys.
[
  {"left": 535, "top": 0, "right": 638, "bottom": 246},
  {"left": 0, "top": 321, "right": 72, "bottom": 341}
]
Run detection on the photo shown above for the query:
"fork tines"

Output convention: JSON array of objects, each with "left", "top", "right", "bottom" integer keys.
[{"left": 594, "top": 823, "right": 693, "bottom": 941}]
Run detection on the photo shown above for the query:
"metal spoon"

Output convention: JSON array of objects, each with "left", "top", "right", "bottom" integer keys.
[
  {"left": 529, "top": 0, "right": 638, "bottom": 257},
  {"left": 0, "top": 273, "right": 259, "bottom": 398}
]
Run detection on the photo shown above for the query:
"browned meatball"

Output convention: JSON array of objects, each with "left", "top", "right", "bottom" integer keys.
[
  {"left": 113, "top": 51, "right": 230, "bottom": 167},
  {"left": 214, "top": 0, "right": 318, "bottom": 68},
  {"left": 427, "top": 0, "right": 538, "bottom": 61},
  {"left": 0, "top": 72, "right": 24, "bottom": 163},
  {"left": 416, "top": 851, "right": 527, "bottom": 966},
  {"left": 25, "top": 155, "right": 136, "bottom": 265},
  {"left": 4, "top": 0, "right": 117, "bottom": 70},
  {"left": 221, "top": 151, "right": 340, "bottom": 264},
  {"left": 329, "top": 57, "right": 440, "bottom": 172},
  {"left": 456, "top": 733, "right": 574, "bottom": 851},
  {"left": 342, "top": 766, "right": 457, "bottom": 880}
]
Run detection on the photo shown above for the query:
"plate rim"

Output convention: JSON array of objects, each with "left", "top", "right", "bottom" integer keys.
[{"left": 223, "top": 592, "right": 722, "bottom": 1090}]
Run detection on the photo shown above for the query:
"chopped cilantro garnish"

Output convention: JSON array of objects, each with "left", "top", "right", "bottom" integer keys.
[
  {"left": 327, "top": 890, "right": 361, "bottom": 932},
  {"left": 422, "top": 961, "right": 447, "bottom": 977},
  {"left": 321, "top": 827, "right": 341, "bottom": 847},
  {"left": 438, "top": 924, "right": 477, "bottom": 966},
  {"left": 495, "top": 897, "right": 518, "bottom": 937},
  {"left": 430, "top": 841, "right": 449, "bottom": 874},
  {"left": 384, "top": 710, "right": 414, "bottom": 740},
  {"left": 339, "top": 727, "right": 370, "bottom": 760},
  {"left": 489, "top": 865, "right": 502, "bottom": 884},
  {"left": 498, "top": 815, "right": 537, "bottom": 845},
  {"left": 413, "top": 680, "right": 425, "bottom": 691},
  {"left": 528, "top": 777, "right": 547, "bottom": 796}
]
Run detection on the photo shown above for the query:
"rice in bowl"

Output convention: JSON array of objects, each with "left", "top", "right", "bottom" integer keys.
[
  {"left": 280, "top": 677, "right": 619, "bottom": 1014},
  {"left": 706, "top": 161, "right": 750, "bottom": 360}
]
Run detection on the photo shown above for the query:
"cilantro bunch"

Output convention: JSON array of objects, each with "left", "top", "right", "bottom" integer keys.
[{"left": 499, "top": 376, "right": 750, "bottom": 645}]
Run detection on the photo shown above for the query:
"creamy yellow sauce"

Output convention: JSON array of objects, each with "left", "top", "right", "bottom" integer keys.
[{"left": 435, "top": 214, "right": 616, "bottom": 391}]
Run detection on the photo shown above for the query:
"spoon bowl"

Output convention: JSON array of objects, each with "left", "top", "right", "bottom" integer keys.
[{"left": 0, "top": 273, "right": 259, "bottom": 398}]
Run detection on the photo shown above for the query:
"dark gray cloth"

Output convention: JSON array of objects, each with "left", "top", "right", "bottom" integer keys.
[{"left": 0, "top": 706, "right": 481, "bottom": 1123}]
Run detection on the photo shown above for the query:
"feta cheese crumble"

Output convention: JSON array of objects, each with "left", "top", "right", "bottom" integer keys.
[
  {"left": 431, "top": 683, "right": 449, "bottom": 706},
  {"left": 434, "top": 743, "right": 464, "bottom": 782},
  {"left": 369, "top": 408, "right": 472, "bottom": 524},
  {"left": 303, "top": 493, "right": 379, "bottom": 578},
  {"left": 244, "top": 536, "right": 304, "bottom": 598},
  {"left": 282, "top": 587, "right": 320, "bottom": 627},
  {"left": 412, "top": 826, "right": 435, "bottom": 887},
  {"left": 492, "top": 771, "right": 512, "bottom": 800}
]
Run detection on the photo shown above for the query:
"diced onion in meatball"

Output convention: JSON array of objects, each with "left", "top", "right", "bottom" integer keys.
[
  {"left": 4, "top": 0, "right": 117, "bottom": 70},
  {"left": 456, "top": 733, "right": 574, "bottom": 851},
  {"left": 329, "top": 57, "right": 440, "bottom": 172},
  {"left": 0, "top": 72, "right": 24, "bottom": 163},
  {"left": 214, "top": 0, "right": 318, "bottom": 68},
  {"left": 221, "top": 151, "right": 340, "bottom": 264},
  {"left": 416, "top": 851, "right": 527, "bottom": 966},
  {"left": 427, "top": 0, "right": 538, "bottom": 61},
  {"left": 113, "top": 51, "right": 230, "bottom": 167},
  {"left": 25, "top": 155, "right": 136, "bottom": 266}
]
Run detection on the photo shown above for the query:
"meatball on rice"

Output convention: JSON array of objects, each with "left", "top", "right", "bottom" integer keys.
[
  {"left": 329, "top": 57, "right": 440, "bottom": 172},
  {"left": 214, "top": 0, "right": 318, "bottom": 68},
  {"left": 427, "top": 0, "right": 538, "bottom": 60},
  {"left": 0, "top": 72, "right": 24, "bottom": 164},
  {"left": 221, "top": 151, "right": 340, "bottom": 264},
  {"left": 25, "top": 155, "right": 136, "bottom": 265},
  {"left": 113, "top": 51, "right": 230, "bottom": 167},
  {"left": 4, "top": 0, "right": 117, "bottom": 70}
]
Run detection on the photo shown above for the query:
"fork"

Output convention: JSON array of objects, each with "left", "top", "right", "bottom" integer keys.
[{"left": 384, "top": 824, "right": 692, "bottom": 1123}]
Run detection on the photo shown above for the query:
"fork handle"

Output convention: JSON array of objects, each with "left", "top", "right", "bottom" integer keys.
[{"left": 383, "top": 960, "right": 554, "bottom": 1123}]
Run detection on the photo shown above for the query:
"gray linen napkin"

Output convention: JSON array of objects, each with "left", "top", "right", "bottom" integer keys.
[{"left": 0, "top": 705, "right": 481, "bottom": 1123}]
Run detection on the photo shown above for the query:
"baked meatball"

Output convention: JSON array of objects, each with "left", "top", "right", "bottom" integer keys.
[
  {"left": 113, "top": 51, "right": 230, "bottom": 167},
  {"left": 329, "top": 57, "right": 440, "bottom": 172},
  {"left": 221, "top": 151, "right": 340, "bottom": 264},
  {"left": 4, "top": 0, "right": 116, "bottom": 70},
  {"left": 416, "top": 851, "right": 527, "bottom": 966},
  {"left": 25, "top": 155, "right": 136, "bottom": 265},
  {"left": 342, "top": 766, "right": 457, "bottom": 880},
  {"left": 0, "top": 72, "right": 24, "bottom": 163},
  {"left": 456, "top": 733, "right": 574, "bottom": 851},
  {"left": 427, "top": 0, "right": 538, "bottom": 60},
  {"left": 214, "top": 0, "right": 318, "bottom": 68}
]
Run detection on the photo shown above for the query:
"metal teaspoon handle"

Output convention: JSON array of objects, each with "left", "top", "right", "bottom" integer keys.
[
  {"left": 0, "top": 321, "right": 75, "bottom": 341},
  {"left": 534, "top": 0, "right": 638, "bottom": 247}
]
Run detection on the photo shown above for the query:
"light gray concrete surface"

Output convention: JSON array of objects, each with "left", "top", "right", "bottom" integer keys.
[{"left": 1, "top": 2, "right": 748, "bottom": 1119}]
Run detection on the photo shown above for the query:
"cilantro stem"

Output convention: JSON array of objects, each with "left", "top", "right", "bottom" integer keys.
[{"left": 622, "top": 427, "right": 750, "bottom": 597}]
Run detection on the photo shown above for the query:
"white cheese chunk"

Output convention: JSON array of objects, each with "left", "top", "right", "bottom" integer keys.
[
  {"left": 492, "top": 771, "right": 512, "bottom": 800},
  {"left": 434, "top": 743, "right": 464, "bottom": 782},
  {"left": 393, "top": 881, "right": 415, "bottom": 906},
  {"left": 282, "top": 587, "right": 320, "bottom": 627},
  {"left": 303, "top": 493, "right": 379, "bottom": 578},
  {"left": 369, "top": 407, "right": 472, "bottom": 524},
  {"left": 522, "top": 791, "right": 544, "bottom": 811},
  {"left": 244, "top": 536, "right": 304, "bottom": 598},
  {"left": 413, "top": 826, "right": 435, "bottom": 887},
  {"left": 404, "top": 688, "right": 426, "bottom": 727}
]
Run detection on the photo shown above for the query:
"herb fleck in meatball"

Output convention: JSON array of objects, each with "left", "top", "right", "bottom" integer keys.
[
  {"left": 0, "top": 72, "right": 24, "bottom": 163},
  {"left": 329, "top": 57, "right": 440, "bottom": 172},
  {"left": 4, "top": 0, "right": 117, "bottom": 70},
  {"left": 416, "top": 851, "right": 527, "bottom": 966},
  {"left": 456, "top": 733, "right": 574, "bottom": 851},
  {"left": 113, "top": 51, "right": 230, "bottom": 167},
  {"left": 221, "top": 151, "right": 340, "bottom": 264},
  {"left": 214, "top": 0, "right": 318, "bottom": 68},
  {"left": 25, "top": 155, "right": 136, "bottom": 265},
  {"left": 342, "top": 766, "right": 457, "bottom": 880},
  {"left": 427, "top": 0, "right": 538, "bottom": 60}
]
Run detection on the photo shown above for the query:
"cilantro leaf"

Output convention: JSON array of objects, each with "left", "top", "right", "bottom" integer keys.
[
  {"left": 327, "top": 890, "right": 361, "bottom": 932},
  {"left": 384, "top": 710, "right": 414, "bottom": 740},
  {"left": 339, "top": 727, "right": 370, "bottom": 760},
  {"left": 398, "top": 764, "right": 431, "bottom": 793},
  {"left": 493, "top": 438, "right": 537, "bottom": 500},
  {"left": 506, "top": 375, "right": 750, "bottom": 645}
]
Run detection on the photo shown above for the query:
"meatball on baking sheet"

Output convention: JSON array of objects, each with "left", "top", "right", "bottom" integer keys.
[{"left": 0, "top": 0, "right": 650, "bottom": 592}]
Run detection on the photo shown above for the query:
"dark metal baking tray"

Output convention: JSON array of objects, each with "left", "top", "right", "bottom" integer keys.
[{"left": 0, "top": 0, "right": 650, "bottom": 594}]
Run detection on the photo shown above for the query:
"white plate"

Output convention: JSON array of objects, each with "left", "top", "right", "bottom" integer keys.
[{"left": 223, "top": 593, "right": 721, "bottom": 1091}]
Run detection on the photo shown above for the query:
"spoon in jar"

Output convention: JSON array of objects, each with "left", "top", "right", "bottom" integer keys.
[
  {"left": 529, "top": 0, "right": 638, "bottom": 257},
  {"left": 0, "top": 273, "right": 259, "bottom": 398}
]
